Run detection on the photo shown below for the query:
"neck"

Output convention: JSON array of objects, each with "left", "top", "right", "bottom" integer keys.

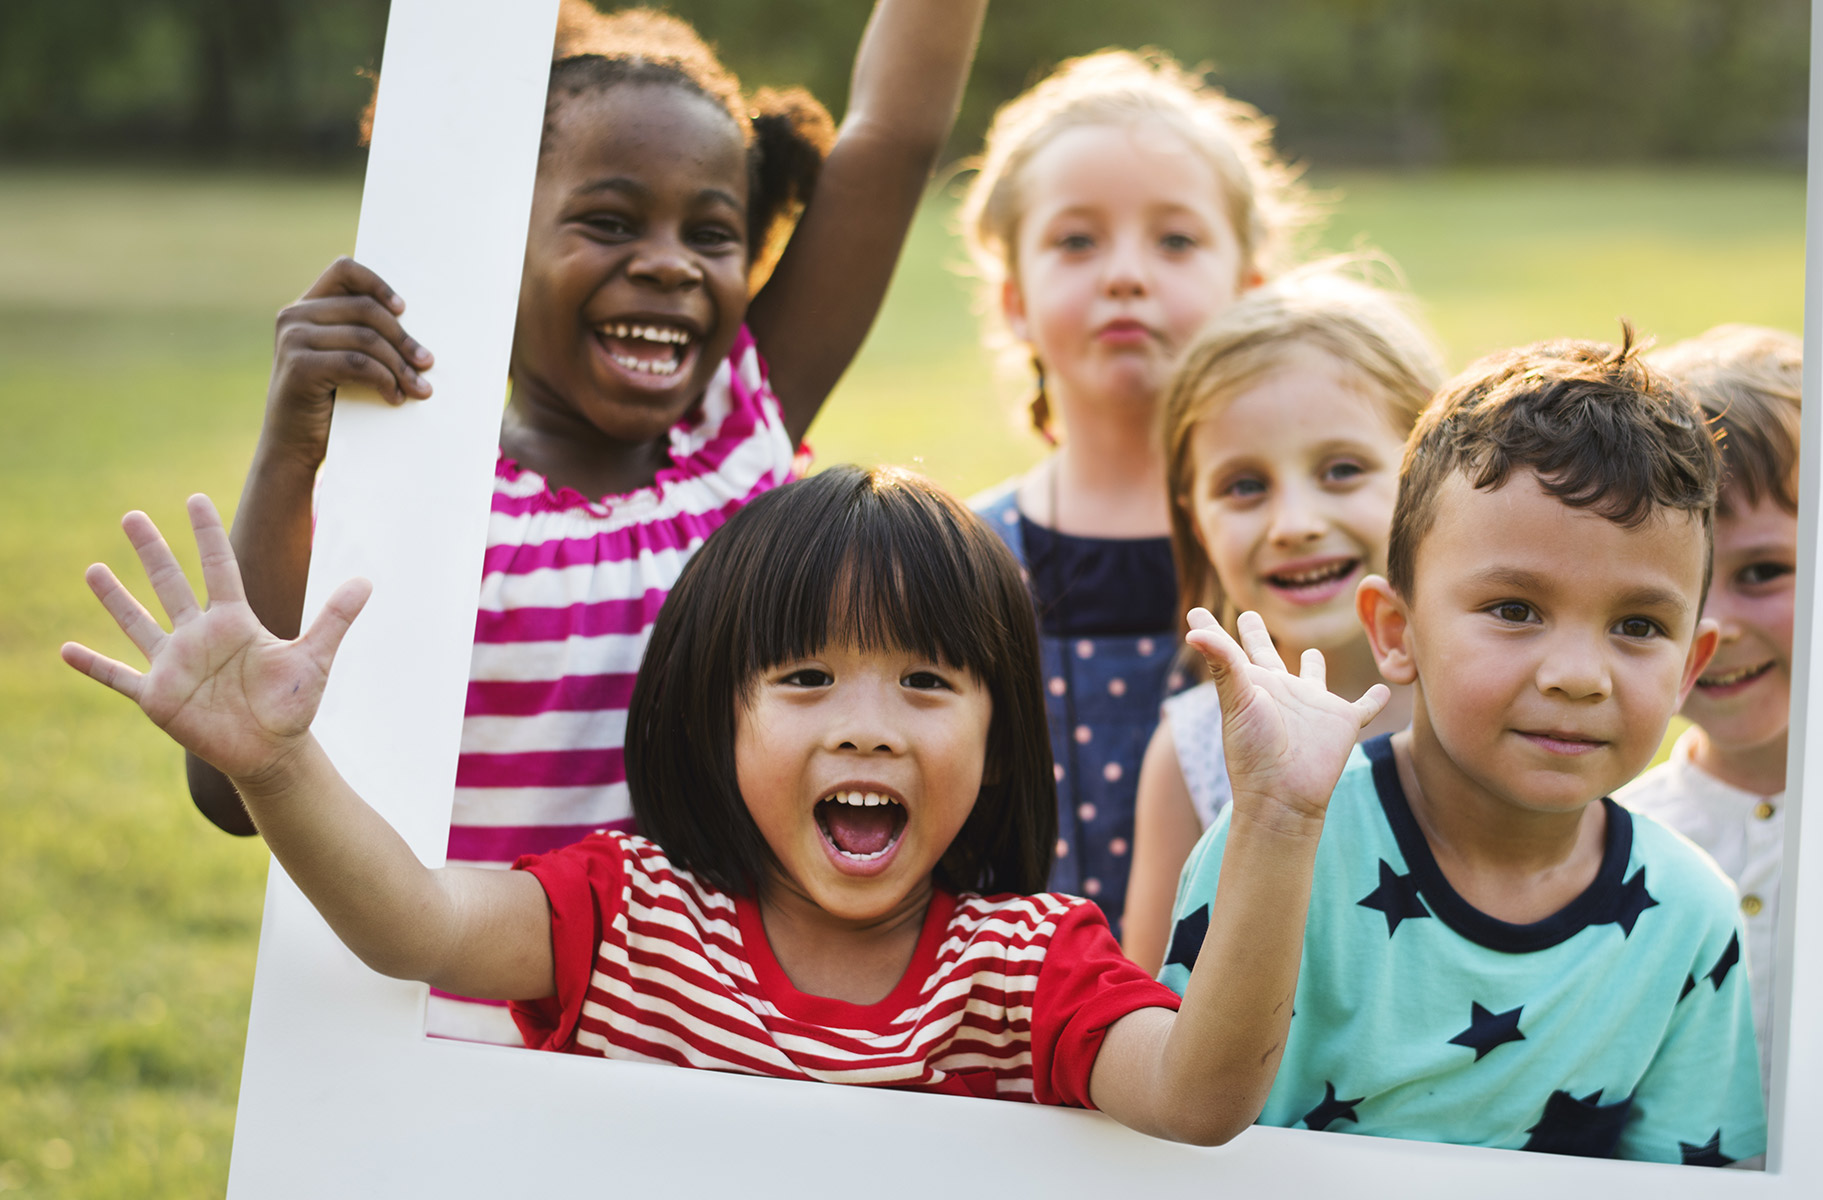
[
  {"left": 500, "top": 388, "right": 672, "bottom": 500},
  {"left": 1019, "top": 405, "right": 1170, "bottom": 538},
  {"left": 1687, "top": 725, "right": 1788, "bottom": 797},
  {"left": 1393, "top": 720, "right": 1608, "bottom": 925},
  {"left": 755, "top": 875, "right": 933, "bottom": 1006}
]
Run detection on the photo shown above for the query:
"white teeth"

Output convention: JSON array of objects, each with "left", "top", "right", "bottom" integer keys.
[
  {"left": 603, "top": 322, "right": 691, "bottom": 345},
  {"left": 1702, "top": 662, "right": 1772, "bottom": 687},
  {"left": 1271, "top": 561, "right": 1352, "bottom": 586},
  {"left": 610, "top": 352, "right": 681, "bottom": 376},
  {"left": 825, "top": 790, "right": 899, "bottom": 807},
  {"left": 838, "top": 846, "right": 889, "bottom": 862}
]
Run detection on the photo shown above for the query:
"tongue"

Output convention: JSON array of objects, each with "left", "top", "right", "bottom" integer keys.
[{"left": 823, "top": 805, "right": 897, "bottom": 856}]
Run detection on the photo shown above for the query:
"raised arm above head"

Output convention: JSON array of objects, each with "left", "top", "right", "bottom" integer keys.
[
  {"left": 1089, "top": 610, "right": 1389, "bottom": 1144},
  {"left": 67, "top": 499, "right": 553, "bottom": 1002},
  {"left": 747, "top": 0, "right": 989, "bottom": 440}
]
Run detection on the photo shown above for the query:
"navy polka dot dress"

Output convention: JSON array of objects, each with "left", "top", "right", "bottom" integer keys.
[{"left": 973, "top": 485, "right": 1182, "bottom": 937}]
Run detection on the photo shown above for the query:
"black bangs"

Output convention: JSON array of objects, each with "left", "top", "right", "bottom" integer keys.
[
  {"left": 732, "top": 472, "right": 1011, "bottom": 690},
  {"left": 626, "top": 466, "right": 1056, "bottom": 899}
]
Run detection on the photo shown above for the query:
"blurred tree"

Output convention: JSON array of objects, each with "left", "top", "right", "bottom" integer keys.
[{"left": 0, "top": 0, "right": 1805, "bottom": 165}]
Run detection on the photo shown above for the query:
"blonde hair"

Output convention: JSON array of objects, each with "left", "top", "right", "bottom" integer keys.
[
  {"left": 1162, "top": 264, "right": 1444, "bottom": 629},
  {"left": 1649, "top": 325, "right": 1802, "bottom": 516},
  {"left": 958, "top": 50, "right": 1314, "bottom": 410}
]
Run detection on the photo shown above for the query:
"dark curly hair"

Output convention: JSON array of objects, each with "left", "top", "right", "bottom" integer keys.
[
  {"left": 362, "top": 2, "right": 835, "bottom": 288},
  {"left": 1388, "top": 326, "right": 1721, "bottom": 600}
]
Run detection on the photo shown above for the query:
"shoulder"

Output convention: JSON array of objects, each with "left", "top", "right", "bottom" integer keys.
[
  {"left": 1625, "top": 806, "right": 1739, "bottom": 918},
  {"left": 950, "top": 890, "right": 1085, "bottom": 943}
]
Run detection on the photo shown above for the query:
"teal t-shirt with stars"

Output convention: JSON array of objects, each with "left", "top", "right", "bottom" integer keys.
[{"left": 1161, "top": 734, "right": 1766, "bottom": 1165}]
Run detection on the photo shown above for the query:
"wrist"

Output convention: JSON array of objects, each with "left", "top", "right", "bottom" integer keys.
[
  {"left": 228, "top": 735, "right": 322, "bottom": 812},
  {"left": 1226, "top": 798, "right": 1327, "bottom": 846}
]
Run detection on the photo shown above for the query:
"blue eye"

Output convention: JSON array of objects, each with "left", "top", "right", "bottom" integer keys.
[
  {"left": 1057, "top": 232, "right": 1095, "bottom": 252},
  {"left": 1160, "top": 232, "right": 1198, "bottom": 252},
  {"left": 1323, "top": 459, "right": 1366, "bottom": 485},
  {"left": 1223, "top": 476, "right": 1266, "bottom": 499}
]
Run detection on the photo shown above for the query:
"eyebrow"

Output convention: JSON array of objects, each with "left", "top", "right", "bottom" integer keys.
[
  {"left": 1465, "top": 566, "right": 1690, "bottom": 614},
  {"left": 572, "top": 177, "right": 744, "bottom": 212}
]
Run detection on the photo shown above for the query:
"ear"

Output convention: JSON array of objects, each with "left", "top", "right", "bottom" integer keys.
[
  {"left": 1675, "top": 617, "right": 1722, "bottom": 709},
  {"left": 1240, "top": 266, "right": 1266, "bottom": 293},
  {"left": 1000, "top": 276, "right": 1029, "bottom": 343},
  {"left": 1356, "top": 574, "right": 1416, "bottom": 686}
]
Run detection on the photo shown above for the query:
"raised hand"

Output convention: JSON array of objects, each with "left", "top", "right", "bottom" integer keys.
[
  {"left": 264, "top": 257, "right": 434, "bottom": 466},
  {"left": 61, "top": 496, "right": 371, "bottom": 788},
  {"left": 1187, "top": 607, "right": 1388, "bottom": 830}
]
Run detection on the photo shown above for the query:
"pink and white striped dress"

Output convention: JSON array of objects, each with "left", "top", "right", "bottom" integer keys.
[{"left": 429, "top": 326, "right": 801, "bottom": 1044}]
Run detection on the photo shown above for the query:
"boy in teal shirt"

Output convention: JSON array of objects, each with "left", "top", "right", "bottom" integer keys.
[{"left": 1163, "top": 334, "right": 1766, "bottom": 1164}]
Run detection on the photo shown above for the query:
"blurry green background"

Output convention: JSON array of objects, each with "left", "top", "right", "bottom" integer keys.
[{"left": 0, "top": 2, "right": 1808, "bottom": 1197}]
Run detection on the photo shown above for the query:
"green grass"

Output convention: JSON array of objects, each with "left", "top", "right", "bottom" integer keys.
[{"left": 0, "top": 165, "right": 1804, "bottom": 1196}]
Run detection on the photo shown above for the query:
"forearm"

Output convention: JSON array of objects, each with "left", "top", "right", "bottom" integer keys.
[
  {"left": 1155, "top": 811, "right": 1322, "bottom": 1138},
  {"left": 844, "top": 0, "right": 988, "bottom": 156}
]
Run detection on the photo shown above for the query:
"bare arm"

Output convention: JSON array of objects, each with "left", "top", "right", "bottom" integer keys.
[
  {"left": 746, "top": 0, "right": 987, "bottom": 442},
  {"left": 1090, "top": 611, "right": 1388, "bottom": 1145},
  {"left": 70, "top": 498, "right": 550, "bottom": 999},
  {"left": 1121, "top": 723, "right": 1206, "bottom": 976},
  {"left": 188, "top": 259, "right": 433, "bottom": 835}
]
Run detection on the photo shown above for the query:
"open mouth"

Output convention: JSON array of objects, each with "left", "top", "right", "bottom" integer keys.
[
  {"left": 1697, "top": 660, "right": 1775, "bottom": 691},
  {"left": 814, "top": 791, "right": 908, "bottom": 862},
  {"left": 1264, "top": 558, "right": 1360, "bottom": 603},
  {"left": 596, "top": 321, "right": 695, "bottom": 379}
]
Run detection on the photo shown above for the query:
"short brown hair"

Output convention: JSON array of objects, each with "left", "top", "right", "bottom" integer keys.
[
  {"left": 1163, "top": 265, "right": 1444, "bottom": 628},
  {"left": 1386, "top": 329, "right": 1721, "bottom": 600},
  {"left": 1650, "top": 325, "right": 1802, "bottom": 516}
]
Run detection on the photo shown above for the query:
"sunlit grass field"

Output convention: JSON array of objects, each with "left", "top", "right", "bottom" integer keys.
[{"left": 0, "top": 166, "right": 1804, "bottom": 1196}]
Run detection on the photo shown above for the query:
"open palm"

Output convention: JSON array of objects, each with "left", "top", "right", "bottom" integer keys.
[
  {"left": 61, "top": 496, "right": 370, "bottom": 786},
  {"left": 1187, "top": 608, "right": 1389, "bottom": 828}
]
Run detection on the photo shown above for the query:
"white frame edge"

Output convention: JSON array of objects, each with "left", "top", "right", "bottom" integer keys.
[{"left": 224, "top": 1, "right": 1821, "bottom": 1194}]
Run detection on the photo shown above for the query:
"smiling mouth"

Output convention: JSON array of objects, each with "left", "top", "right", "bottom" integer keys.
[
  {"left": 815, "top": 791, "right": 907, "bottom": 861},
  {"left": 1698, "top": 661, "right": 1775, "bottom": 689},
  {"left": 597, "top": 321, "right": 694, "bottom": 378},
  {"left": 1265, "top": 558, "right": 1360, "bottom": 597}
]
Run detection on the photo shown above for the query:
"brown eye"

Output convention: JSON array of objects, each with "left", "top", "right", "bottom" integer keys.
[
  {"left": 1615, "top": 617, "right": 1660, "bottom": 640},
  {"left": 1492, "top": 602, "right": 1533, "bottom": 624}
]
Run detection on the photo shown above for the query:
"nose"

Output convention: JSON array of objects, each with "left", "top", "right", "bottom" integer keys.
[
  {"left": 1100, "top": 231, "right": 1150, "bottom": 299},
  {"left": 1534, "top": 628, "right": 1612, "bottom": 701},
  {"left": 827, "top": 679, "right": 904, "bottom": 756},
  {"left": 1267, "top": 482, "right": 1325, "bottom": 546},
  {"left": 627, "top": 232, "right": 704, "bottom": 291}
]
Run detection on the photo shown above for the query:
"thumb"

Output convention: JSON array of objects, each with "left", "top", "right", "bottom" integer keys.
[{"left": 298, "top": 577, "right": 373, "bottom": 671}]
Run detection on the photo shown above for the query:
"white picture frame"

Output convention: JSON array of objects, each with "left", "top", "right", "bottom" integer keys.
[{"left": 225, "top": 0, "right": 1821, "bottom": 1194}]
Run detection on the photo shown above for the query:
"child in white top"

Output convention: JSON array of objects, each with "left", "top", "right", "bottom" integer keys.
[
  {"left": 1619, "top": 324, "right": 1801, "bottom": 1099},
  {"left": 1122, "top": 268, "right": 1442, "bottom": 974}
]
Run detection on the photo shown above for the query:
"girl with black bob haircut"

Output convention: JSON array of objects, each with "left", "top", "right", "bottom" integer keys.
[
  {"left": 69, "top": 468, "right": 1388, "bottom": 1136},
  {"left": 627, "top": 464, "right": 1056, "bottom": 897}
]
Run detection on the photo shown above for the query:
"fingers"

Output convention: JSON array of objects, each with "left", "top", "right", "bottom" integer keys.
[
  {"left": 301, "top": 256, "right": 405, "bottom": 312},
  {"left": 298, "top": 578, "right": 374, "bottom": 671},
  {"left": 1185, "top": 617, "right": 1251, "bottom": 711},
  {"left": 1300, "top": 647, "right": 1326, "bottom": 690},
  {"left": 61, "top": 640, "right": 145, "bottom": 704},
  {"left": 119, "top": 512, "right": 201, "bottom": 628},
  {"left": 187, "top": 494, "right": 247, "bottom": 607},
  {"left": 1350, "top": 683, "right": 1392, "bottom": 729},
  {"left": 274, "top": 300, "right": 433, "bottom": 404},
  {"left": 1234, "top": 611, "right": 1288, "bottom": 673},
  {"left": 84, "top": 562, "right": 168, "bottom": 658}
]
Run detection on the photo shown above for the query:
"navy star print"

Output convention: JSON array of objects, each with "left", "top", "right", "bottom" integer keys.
[
  {"left": 1448, "top": 1002, "right": 1526, "bottom": 1061},
  {"left": 1600, "top": 867, "right": 1658, "bottom": 936},
  {"left": 1357, "top": 859, "right": 1430, "bottom": 937},
  {"left": 1522, "top": 1089, "right": 1633, "bottom": 1157},
  {"left": 1165, "top": 904, "right": 1209, "bottom": 972},
  {"left": 1707, "top": 934, "right": 1741, "bottom": 990},
  {"left": 1680, "top": 1130, "right": 1734, "bottom": 1167},
  {"left": 1301, "top": 1082, "right": 1365, "bottom": 1132}
]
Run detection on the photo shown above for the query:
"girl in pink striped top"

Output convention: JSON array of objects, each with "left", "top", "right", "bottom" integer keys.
[
  {"left": 71, "top": 465, "right": 1389, "bottom": 1139},
  {"left": 185, "top": 0, "right": 988, "bottom": 1043}
]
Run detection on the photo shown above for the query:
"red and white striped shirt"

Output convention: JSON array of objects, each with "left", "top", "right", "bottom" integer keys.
[
  {"left": 512, "top": 832, "right": 1181, "bottom": 1105},
  {"left": 430, "top": 327, "right": 800, "bottom": 1044}
]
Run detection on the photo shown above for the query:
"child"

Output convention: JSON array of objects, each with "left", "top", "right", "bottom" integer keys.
[
  {"left": 184, "top": 0, "right": 986, "bottom": 1043},
  {"left": 1619, "top": 325, "right": 1802, "bottom": 1100},
  {"left": 959, "top": 49, "right": 1312, "bottom": 933},
  {"left": 1163, "top": 335, "right": 1767, "bottom": 1163},
  {"left": 1122, "top": 269, "right": 1443, "bottom": 975},
  {"left": 66, "top": 466, "right": 1388, "bottom": 1141}
]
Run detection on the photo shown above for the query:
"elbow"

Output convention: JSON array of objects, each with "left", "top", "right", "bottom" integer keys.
[{"left": 1158, "top": 1109, "right": 1255, "bottom": 1148}]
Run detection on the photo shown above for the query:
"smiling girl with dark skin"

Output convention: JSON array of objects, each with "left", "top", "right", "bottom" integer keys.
[{"left": 186, "top": 0, "right": 988, "bottom": 1046}]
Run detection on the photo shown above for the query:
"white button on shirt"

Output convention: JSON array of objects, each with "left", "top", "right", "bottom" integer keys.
[{"left": 1618, "top": 729, "right": 1784, "bottom": 1100}]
